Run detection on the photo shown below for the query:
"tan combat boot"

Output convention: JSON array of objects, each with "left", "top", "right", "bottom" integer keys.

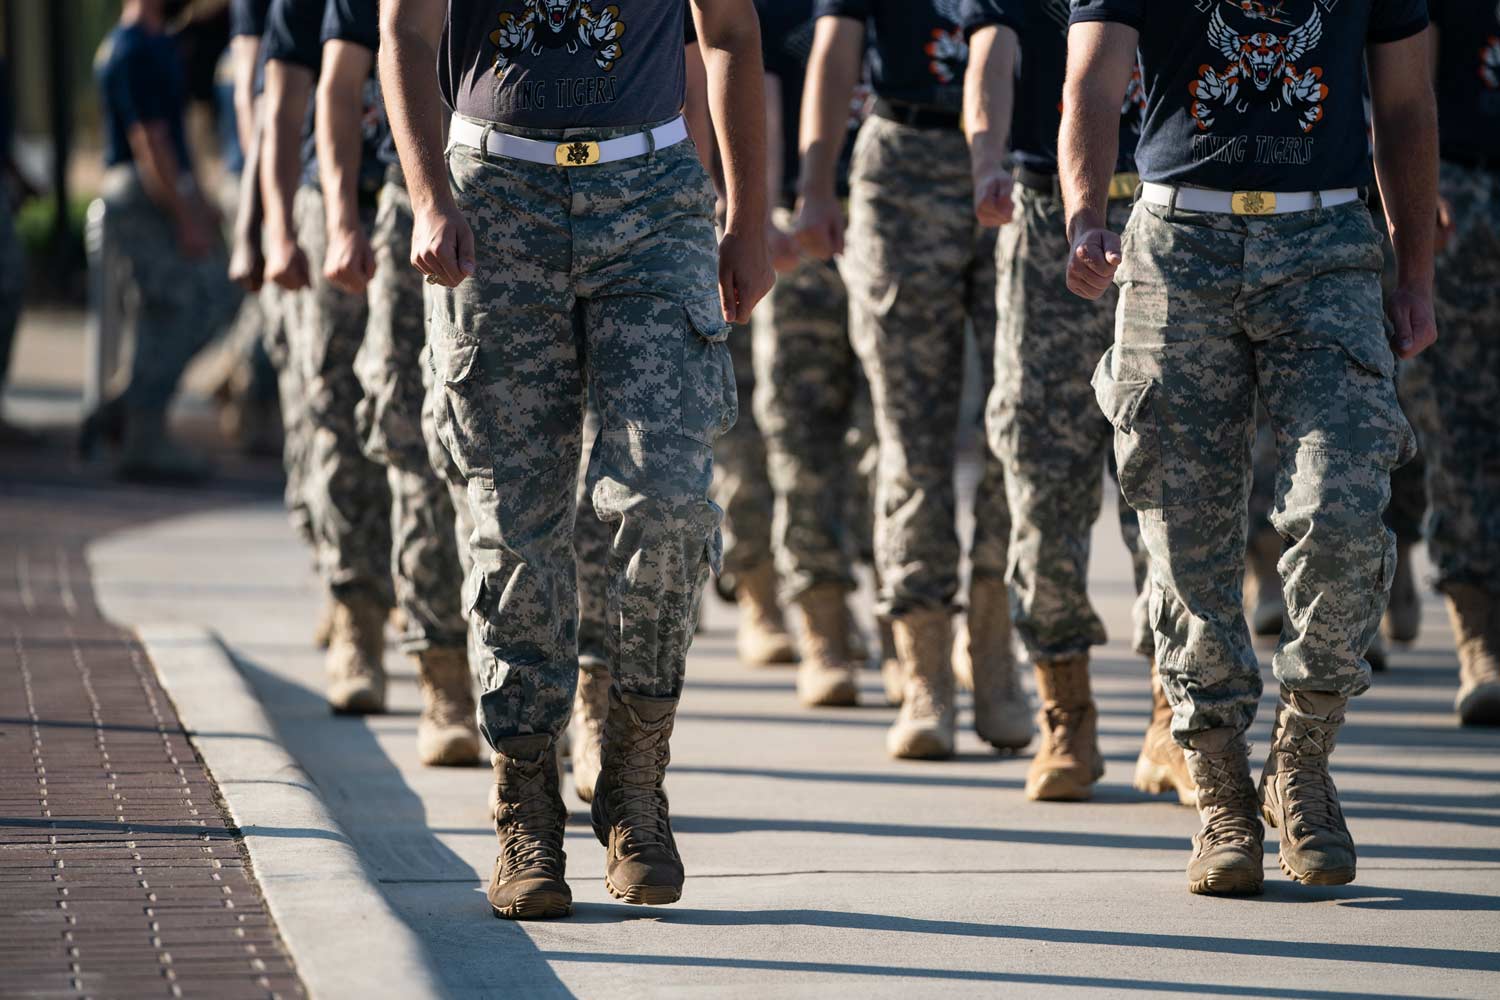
[
  {"left": 1260, "top": 688, "right": 1356, "bottom": 885},
  {"left": 886, "top": 609, "right": 957, "bottom": 760},
  {"left": 1382, "top": 539, "right": 1420, "bottom": 643},
  {"left": 1245, "top": 527, "right": 1285, "bottom": 638},
  {"left": 1447, "top": 583, "right": 1500, "bottom": 727},
  {"left": 313, "top": 597, "right": 335, "bottom": 650},
  {"left": 488, "top": 734, "right": 572, "bottom": 919},
  {"left": 414, "top": 647, "right": 481, "bottom": 767},
  {"left": 878, "top": 617, "right": 902, "bottom": 706},
  {"left": 1184, "top": 729, "right": 1264, "bottom": 896},
  {"left": 325, "top": 591, "right": 388, "bottom": 714},
  {"left": 735, "top": 563, "right": 798, "bottom": 666},
  {"left": 967, "top": 576, "right": 1032, "bottom": 751},
  {"left": 592, "top": 688, "right": 684, "bottom": 905},
  {"left": 569, "top": 657, "right": 610, "bottom": 802},
  {"left": 792, "top": 584, "right": 859, "bottom": 707},
  {"left": 1025, "top": 655, "right": 1104, "bottom": 800},
  {"left": 1132, "top": 661, "right": 1197, "bottom": 807}
]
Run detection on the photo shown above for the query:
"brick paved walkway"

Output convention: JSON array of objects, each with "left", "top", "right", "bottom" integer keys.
[{"left": 0, "top": 442, "right": 305, "bottom": 999}]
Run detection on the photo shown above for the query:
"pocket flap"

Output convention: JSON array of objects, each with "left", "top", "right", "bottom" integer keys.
[
  {"left": 685, "top": 294, "right": 732, "bottom": 343},
  {"left": 1092, "top": 349, "right": 1154, "bottom": 434},
  {"left": 430, "top": 329, "right": 480, "bottom": 386}
]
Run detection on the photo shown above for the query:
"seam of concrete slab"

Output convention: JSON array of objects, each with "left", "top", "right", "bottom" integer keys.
[{"left": 135, "top": 623, "right": 448, "bottom": 1000}]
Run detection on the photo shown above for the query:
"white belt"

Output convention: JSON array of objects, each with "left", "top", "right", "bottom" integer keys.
[
  {"left": 448, "top": 114, "right": 688, "bottom": 168},
  {"left": 1139, "top": 182, "right": 1359, "bottom": 216}
]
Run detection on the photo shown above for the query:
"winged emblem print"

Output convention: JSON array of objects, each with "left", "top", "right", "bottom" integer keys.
[
  {"left": 1188, "top": 1, "right": 1328, "bottom": 133},
  {"left": 490, "top": 1, "right": 626, "bottom": 78}
]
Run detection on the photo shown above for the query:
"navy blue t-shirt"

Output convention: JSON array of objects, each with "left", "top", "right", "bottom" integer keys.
[
  {"left": 96, "top": 23, "right": 195, "bottom": 174},
  {"left": 231, "top": 0, "right": 272, "bottom": 37},
  {"left": 1070, "top": 0, "right": 1428, "bottom": 191},
  {"left": 760, "top": 0, "right": 862, "bottom": 203},
  {"left": 961, "top": 0, "right": 1140, "bottom": 174},
  {"left": 815, "top": 0, "right": 970, "bottom": 113},
  {"left": 321, "top": 0, "right": 399, "bottom": 171},
  {"left": 1430, "top": 0, "right": 1500, "bottom": 161}
]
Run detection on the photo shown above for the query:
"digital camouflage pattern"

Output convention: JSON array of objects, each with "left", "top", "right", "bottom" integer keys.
[
  {"left": 290, "top": 186, "right": 394, "bottom": 604},
  {"left": 576, "top": 401, "right": 612, "bottom": 670},
  {"left": 842, "top": 115, "right": 1009, "bottom": 617},
  {"left": 0, "top": 182, "right": 23, "bottom": 388},
  {"left": 1099, "top": 200, "right": 1415, "bottom": 740},
  {"left": 260, "top": 284, "right": 316, "bottom": 549},
  {"left": 100, "top": 167, "right": 240, "bottom": 416},
  {"left": 751, "top": 241, "right": 875, "bottom": 604},
  {"left": 360, "top": 180, "right": 466, "bottom": 652},
  {"left": 990, "top": 186, "right": 1151, "bottom": 660},
  {"left": 711, "top": 323, "right": 775, "bottom": 584},
  {"left": 429, "top": 130, "right": 731, "bottom": 744},
  {"left": 1421, "top": 161, "right": 1500, "bottom": 594}
]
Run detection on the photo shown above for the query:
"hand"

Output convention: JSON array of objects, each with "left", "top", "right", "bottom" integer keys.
[
  {"left": 1435, "top": 197, "right": 1455, "bottom": 255},
  {"left": 227, "top": 229, "right": 264, "bottom": 292},
  {"left": 411, "top": 199, "right": 475, "bottom": 288},
  {"left": 1066, "top": 227, "right": 1123, "bottom": 300},
  {"left": 972, "top": 168, "right": 1015, "bottom": 228},
  {"left": 1386, "top": 285, "right": 1437, "bottom": 359},
  {"left": 325, "top": 224, "right": 377, "bottom": 295},
  {"left": 769, "top": 223, "right": 801, "bottom": 274},
  {"left": 717, "top": 227, "right": 774, "bottom": 324},
  {"left": 264, "top": 227, "right": 311, "bottom": 291},
  {"left": 174, "top": 214, "right": 215, "bottom": 261},
  {"left": 792, "top": 191, "right": 845, "bottom": 261}
]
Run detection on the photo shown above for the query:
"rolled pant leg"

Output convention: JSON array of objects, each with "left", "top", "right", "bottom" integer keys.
[
  {"left": 752, "top": 253, "right": 859, "bottom": 603},
  {"left": 989, "top": 188, "right": 1135, "bottom": 659},
  {"left": 292, "top": 187, "right": 392, "bottom": 602},
  {"left": 711, "top": 323, "right": 774, "bottom": 584},
  {"left": 363, "top": 181, "right": 465, "bottom": 652}
]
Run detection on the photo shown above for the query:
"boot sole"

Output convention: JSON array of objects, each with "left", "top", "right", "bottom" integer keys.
[
  {"left": 1025, "top": 770, "right": 1094, "bottom": 802},
  {"left": 490, "top": 891, "right": 573, "bottom": 920},
  {"left": 1457, "top": 687, "right": 1500, "bottom": 727},
  {"left": 606, "top": 878, "right": 682, "bottom": 906},
  {"left": 1262, "top": 804, "right": 1357, "bottom": 886},
  {"left": 799, "top": 682, "right": 859, "bottom": 708},
  {"left": 329, "top": 697, "right": 385, "bottom": 716},
  {"left": 886, "top": 731, "right": 955, "bottom": 760},
  {"left": 1132, "top": 755, "right": 1198, "bottom": 807},
  {"left": 1188, "top": 868, "right": 1264, "bottom": 896}
]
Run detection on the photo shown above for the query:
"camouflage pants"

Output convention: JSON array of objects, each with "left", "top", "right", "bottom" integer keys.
[
  {"left": 575, "top": 400, "right": 612, "bottom": 669},
  {"left": 843, "top": 116, "right": 1009, "bottom": 617},
  {"left": 260, "top": 283, "right": 315, "bottom": 549},
  {"left": 711, "top": 324, "right": 774, "bottom": 585},
  {"left": 990, "top": 186, "right": 1151, "bottom": 660},
  {"left": 1420, "top": 162, "right": 1500, "bottom": 593},
  {"left": 1099, "top": 200, "right": 1415, "bottom": 740},
  {"left": 358, "top": 180, "right": 465, "bottom": 651},
  {"left": 101, "top": 167, "right": 239, "bottom": 415},
  {"left": 290, "top": 186, "right": 393, "bottom": 603},
  {"left": 0, "top": 185, "right": 22, "bottom": 389},
  {"left": 429, "top": 130, "right": 732, "bottom": 744},
  {"left": 751, "top": 241, "right": 875, "bottom": 603}
]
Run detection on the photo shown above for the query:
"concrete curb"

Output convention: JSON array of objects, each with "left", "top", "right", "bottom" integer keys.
[{"left": 136, "top": 623, "right": 447, "bottom": 1000}]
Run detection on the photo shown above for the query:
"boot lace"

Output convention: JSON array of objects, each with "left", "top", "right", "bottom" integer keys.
[
  {"left": 1041, "top": 705, "right": 1083, "bottom": 756},
  {"left": 1193, "top": 753, "right": 1261, "bottom": 849},
  {"left": 497, "top": 761, "right": 564, "bottom": 875},
  {"left": 607, "top": 714, "right": 673, "bottom": 854},
  {"left": 1275, "top": 720, "right": 1345, "bottom": 834}
]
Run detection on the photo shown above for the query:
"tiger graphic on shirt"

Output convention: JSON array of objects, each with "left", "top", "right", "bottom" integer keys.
[
  {"left": 926, "top": 0, "right": 967, "bottom": 85},
  {"left": 489, "top": 0, "right": 625, "bottom": 78},
  {"left": 1187, "top": 0, "right": 1329, "bottom": 134}
]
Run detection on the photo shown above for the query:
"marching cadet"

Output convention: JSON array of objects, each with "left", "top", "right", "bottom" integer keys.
[
  {"left": 381, "top": 0, "right": 772, "bottom": 917},
  {"left": 1062, "top": 0, "right": 1434, "bottom": 894},
  {"left": 1426, "top": 0, "right": 1500, "bottom": 727},
  {"left": 316, "top": 0, "right": 480, "bottom": 763},
  {"left": 798, "top": 0, "right": 1026, "bottom": 760},
  {"left": 260, "top": 0, "right": 396, "bottom": 713},
  {"left": 961, "top": 0, "right": 1189, "bottom": 804}
]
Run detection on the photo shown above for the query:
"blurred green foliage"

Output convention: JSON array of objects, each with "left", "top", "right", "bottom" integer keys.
[{"left": 16, "top": 195, "right": 91, "bottom": 260}]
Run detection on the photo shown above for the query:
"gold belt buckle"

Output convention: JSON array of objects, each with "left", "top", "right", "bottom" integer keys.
[
  {"left": 555, "top": 140, "right": 601, "bottom": 167},
  {"left": 1231, "top": 191, "right": 1277, "bottom": 215},
  {"left": 1108, "top": 171, "right": 1140, "bottom": 201}
]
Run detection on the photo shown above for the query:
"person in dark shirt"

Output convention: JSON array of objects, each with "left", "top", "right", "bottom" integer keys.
[
  {"left": 259, "top": 0, "right": 397, "bottom": 718},
  {"left": 959, "top": 0, "right": 1178, "bottom": 806},
  {"left": 315, "top": 0, "right": 480, "bottom": 765},
  {"left": 795, "top": 0, "right": 1019, "bottom": 762},
  {"left": 1062, "top": 0, "right": 1435, "bottom": 897},
  {"left": 382, "top": 0, "right": 771, "bottom": 919},
  {"left": 1424, "top": 0, "right": 1500, "bottom": 728},
  {"left": 91, "top": 0, "right": 239, "bottom": 482}
]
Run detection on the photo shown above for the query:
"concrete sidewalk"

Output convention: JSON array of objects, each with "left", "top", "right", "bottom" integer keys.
[{"left": 90, "top": 492, "right": 1500, "bottom": 998}]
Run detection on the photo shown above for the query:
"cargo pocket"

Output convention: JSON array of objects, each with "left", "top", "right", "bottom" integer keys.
[
  {"left": 428, "top": 325, "right": 493, "bottom": 483},
  {"left": 1092, "top": 348, "right": 1161, "bottom": 510},
  {"left": 680, "top": 294, "right": 737, "bottom": 445}
]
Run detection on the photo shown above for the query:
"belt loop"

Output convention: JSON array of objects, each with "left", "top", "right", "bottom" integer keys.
[
  {"left": 1312, "top": 189, "right": 1324, "bottom": 213},
  {"left": 478, "top": 123, "right": 495, "bottom": 165},
  {"left": 1168, "top": 185, "right": 1181, "bottom": 215},
  {"left": 645, "top": 122, "right": 658, "bottom": 163}
]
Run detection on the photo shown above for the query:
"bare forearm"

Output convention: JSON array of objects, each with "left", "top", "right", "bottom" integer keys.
[
  {"left": 964, "top": 26, "right": 1017, "bottom": 175},
  {"left": 1060, "top": 95, "right": 1118, "bottom": 240},
  {"left": 235, "top": 110, "right": 264, "bottom": 244},
  {"left": 700, "top": 27, "right": 767, "bottom": 233},
  {"left": 1374, "top": 97, "right": 1438, "bottom": 293},
  {"left": 127, "top": 125, "right": 190, "bottom": 219},
  {"left": 798, "top": 20, "right": 861, "bottom": 200},
  {"left": 379, "top": 5, "right": 453, "bottom": 216},
  {"left": 316, "top": 84, "right": 367, "bottom": 233},
  {"left": 231, "top": 36, "right": 261, "bottom": 155},
  {"left": 764, "top": 74, "right": 785, "bottom": 209},
  {"left": 260, "top": 66, "right": 312, "bottom": 240}
]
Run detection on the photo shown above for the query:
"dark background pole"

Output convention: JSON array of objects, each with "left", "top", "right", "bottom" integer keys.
[{"left": 46, "top": 0, "right": 75, "bottom": 273}]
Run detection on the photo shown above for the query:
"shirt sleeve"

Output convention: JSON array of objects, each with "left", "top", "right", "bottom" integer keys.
[
  {"left": 230, "top": 0, "right": 270, "bottom": 38},
  {"left": 959, "top": 0, "right": 1023, "bottom": 38},
  {"left": 262, "top": 0, "right": 323, "bottom": 71},
  {"left": 814, "top": 0, "right": 870, "bottom": 21},
  {"left": 321, "top": 0, "right": 379, "bottom": 51},
  {"left": 107, "top": 40, "right": 168, "bottom": 131},
  {"left": 1368, "top": 0, "right": 1429, "bottom": 43},
  {"left": 1069, "top": 0, "right": 1143, "bottom": 31}
]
